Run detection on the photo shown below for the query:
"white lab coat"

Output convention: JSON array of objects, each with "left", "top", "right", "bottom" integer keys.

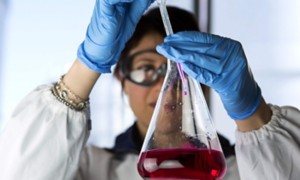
[{"left": 0, "top": 84, "right": 299, "bottom": 180}]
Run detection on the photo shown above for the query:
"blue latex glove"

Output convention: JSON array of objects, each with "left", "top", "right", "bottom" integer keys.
[
  {"left": 156, "top": 31, "right": 262, "bottom": 120},
  {"left": 77, "top": 0, "right": 153, "bottom": 73}
]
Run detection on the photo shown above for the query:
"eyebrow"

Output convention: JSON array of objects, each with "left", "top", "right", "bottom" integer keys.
[{"left": 133, "top": 57, "right": 157, "bottom": 66}]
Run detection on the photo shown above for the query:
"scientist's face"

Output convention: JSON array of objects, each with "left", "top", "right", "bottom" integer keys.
[{"left": 123, "top": 33, "right": 167, "bottom": 138}]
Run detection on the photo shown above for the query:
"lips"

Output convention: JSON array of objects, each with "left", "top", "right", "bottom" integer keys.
[
  {"left": 164, "top": 103, "right": 177, "bottom": 112},
  {"left": 149, "top": 102, "right": 157, "bottom": 108},
  {"left": 150, "top": 101, "right": 179, "bottom": 112}
]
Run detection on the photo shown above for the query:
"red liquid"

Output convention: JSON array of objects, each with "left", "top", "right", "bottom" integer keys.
[{"left": 137, "top": 148, "right": 226, "bottom": 180}]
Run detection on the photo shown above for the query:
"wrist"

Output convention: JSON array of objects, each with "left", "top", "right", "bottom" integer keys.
[
  {"left": 235, "top": 98, "right": 272, "bottom": 132},
  {"left": 63, "top": 59, "right": 100, "bottom": 100}
]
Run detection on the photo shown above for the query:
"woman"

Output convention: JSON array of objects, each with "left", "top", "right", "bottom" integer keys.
[{"left": 0, "top": 0, "right": 299, "bottom": 180}]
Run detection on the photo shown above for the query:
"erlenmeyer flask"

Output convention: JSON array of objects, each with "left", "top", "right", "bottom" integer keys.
[{"left": 137, "top": 60, "right": 227, "bottom": 180}]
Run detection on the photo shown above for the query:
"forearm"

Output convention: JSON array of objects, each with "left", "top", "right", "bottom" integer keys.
[
  {"left": 63, "top": 59, "right": 100, "bottom": 100},
  {"left": 235, "top": 98, "right": 272, "bottom": 132}
]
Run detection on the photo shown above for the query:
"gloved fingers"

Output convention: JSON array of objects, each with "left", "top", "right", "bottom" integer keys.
[
  {"left": 127, "top": 0, "right": 154, "bottom": 26},
  {"left": 99, "top": 0, "right": 153, "bottom": 39},
  {"left": 156, "top": 43, "right": 225, "bottom": 74},
  {"left": 106, "top": 0, "right": 153, "bottom": 22},
  {"left": 108, "top": 0, "right": 134, "bottom": 4},
  {"left": 124, "top": 0, "right": 153, "bottom": 33},
  {"left": 100, "top": 0, "right": 118, "bottom": 16},
  {"left": 162, "top": 32, "right": 228, "bottom": 59},
  {"left": 100, "top": 0, "right": 128, "bottom": 19},
  {"left": 180, "top": 62, "right": 218, "bottom": 87},
  {"left": 161, "top": 40, "right": 214, "bottom": 53},
  {"left": 164, "top": 31, "right": 224, "bottom": 45},
  {"left": 90, "top": 0, "right": 126, "bottom": 44}
]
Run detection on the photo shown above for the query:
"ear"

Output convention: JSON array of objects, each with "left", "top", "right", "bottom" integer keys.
[
  {"left": 113, "top": 67, "right": 126, "bottom": 93},
  {"left": 117, "top": 75, "right": 128, "bottom": 95},
  {"left": 123, "top": 82, "right": 129, "bottom": 95},
  {"left": 114, "top": 69, "right": 123, "bottom": 82}
]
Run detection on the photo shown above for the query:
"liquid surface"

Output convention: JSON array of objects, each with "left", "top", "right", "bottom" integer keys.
[{"left": 137, "top": 148, "right": 226, "bottom": 180}]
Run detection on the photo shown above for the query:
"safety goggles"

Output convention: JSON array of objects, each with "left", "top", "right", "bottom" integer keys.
[{"left": 120, "top": 49, "right": 167, "bottom": 87}]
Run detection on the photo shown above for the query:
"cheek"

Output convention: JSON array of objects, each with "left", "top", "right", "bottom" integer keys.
[{"left": 124, "top": 82, "right": 149, "bottom": 108}]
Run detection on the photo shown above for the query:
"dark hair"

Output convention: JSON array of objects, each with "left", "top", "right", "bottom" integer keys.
[{"left": 113, "top": 6, "right": 200, "bottom": 79}]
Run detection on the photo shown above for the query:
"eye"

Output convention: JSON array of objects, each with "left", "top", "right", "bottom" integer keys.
[
  {"left": 130, "top": 64, "right": 158, "bottom": 83},
  {"left": 135, "top": 64, "right": 156, "bottom": 72},
  {"left": 137, "top": 65, "right": 157, "bottom": 78}
]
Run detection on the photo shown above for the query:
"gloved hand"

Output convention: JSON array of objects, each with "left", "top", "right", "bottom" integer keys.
[
  {"left": 77, "top": 0, "right": 153, "bottom": 73},
  {"left": 156, "top": 31, "right": 262, "bottom": 120}
]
